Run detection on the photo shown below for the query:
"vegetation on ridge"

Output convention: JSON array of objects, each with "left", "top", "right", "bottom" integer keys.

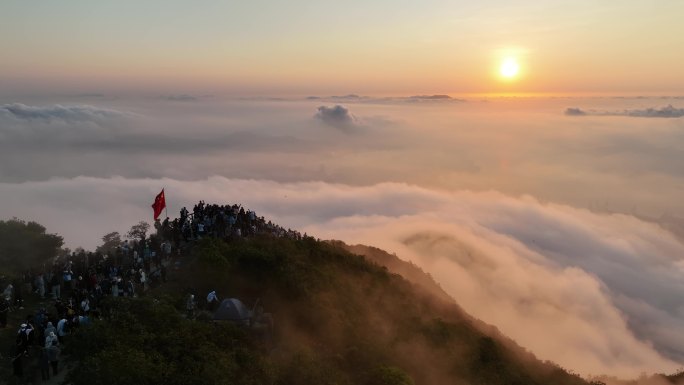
[
  {"left": 64, "top": 233, "right": 588, "bottom": 385},
  {"left": 0, "top": 205, "right": 595, "bottom": 385},
  {"left": 0, "top": 219, "right": 63, "bottom": 276}
]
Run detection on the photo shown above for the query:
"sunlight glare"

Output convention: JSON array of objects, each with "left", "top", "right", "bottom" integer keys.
[{"left": 500, "top": 57, "right": 520, "bottom": 79}]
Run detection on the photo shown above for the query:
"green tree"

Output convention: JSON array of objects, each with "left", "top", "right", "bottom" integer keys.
[
  {"left": 367, "top": 366, "right": 414, "bottom": 385},
  {"left": 0, "top": 218, "right": 63, "bottom": 276},
  {"left": 67, "top": 297, "right": 275, "bottom": 385},
  {"left": 127, "top": 221, "right": 150, "bottom": 241},
  {"left": 96, "top": 231, "right": 122, "bottom": 256}
]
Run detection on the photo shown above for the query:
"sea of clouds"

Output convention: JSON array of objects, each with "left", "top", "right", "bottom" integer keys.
[{"left": 1, "top": 94, "right": 684, "bottom": 378}]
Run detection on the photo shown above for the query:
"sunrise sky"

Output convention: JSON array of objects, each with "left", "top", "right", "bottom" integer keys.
[
  {"left": 3, "top": 1, "right": 684, "bottom": 380},
  {"left": 2, "top": 0, "right": 684, "bottom": 96}
]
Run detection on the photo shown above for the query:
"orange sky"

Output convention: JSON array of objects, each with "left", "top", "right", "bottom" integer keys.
[{"left": 1, "top": 1, "right": 683, "bottom": 96}]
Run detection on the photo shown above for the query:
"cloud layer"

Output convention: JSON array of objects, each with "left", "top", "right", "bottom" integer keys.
[
  {"left": 565, "top": 105, "right": 684, "bottom": 118},
  {"left": 2, "top": 96, "right": 684, "bottom": 378},
  {"left": 1, "top": 176, "right": 683, "bottom": 378},
  {"left": 2, "top": 97, "right": 684, "bottom": 220},
  {"left": 162, "top": 94, "right": 198, "bottom": 101}
]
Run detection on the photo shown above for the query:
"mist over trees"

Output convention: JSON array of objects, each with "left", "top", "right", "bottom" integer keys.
[
  {"left": 62, "top": 231, "right": 588, "bottom": 385},
  {"left": 0, "top": 209, "right": 609, "bottom": 384}
]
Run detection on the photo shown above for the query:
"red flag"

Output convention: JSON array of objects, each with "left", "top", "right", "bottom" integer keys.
[{"left": 151, "top": 189, "right": 166, "bottom": 220}]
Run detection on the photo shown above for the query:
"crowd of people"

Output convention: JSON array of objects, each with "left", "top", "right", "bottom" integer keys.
[
  {"left": 2, "top": 201, "right": 298, "bottom": 380},
  {"left": 2, "top": 243, "right": 170, "bottom": 379},
  {"left": 158, "top": 200, "right": 307, "bottom": 244}
]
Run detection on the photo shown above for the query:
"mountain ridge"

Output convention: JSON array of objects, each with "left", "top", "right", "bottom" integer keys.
[
  {"left": 63, "top": 230, "right": 591, "bottom": 385},
  {"left": 0, "top": 202, "right": 629, "bottom": 384}
]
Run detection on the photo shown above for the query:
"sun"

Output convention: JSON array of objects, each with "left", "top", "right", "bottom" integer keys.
[{"left": 499, "top": 57, "right": 520, "bottom": 79}]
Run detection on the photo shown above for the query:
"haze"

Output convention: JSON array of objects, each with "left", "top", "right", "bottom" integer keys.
[{"left": 2, "top": 0, "right": 684, "bottom": 380}]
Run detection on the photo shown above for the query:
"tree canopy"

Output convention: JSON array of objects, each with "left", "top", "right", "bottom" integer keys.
[
  {"left": 96, "top": 231, "right": 122, "bottom": 256},
  {"left": 63, "top": 234, "right": 589, "bottom": 385},
  {"left": 0, "top": 218, "right": 63, "bottom": 276},
  {"left": 127, "top": 221, "right": 150, "bottom": 241}
]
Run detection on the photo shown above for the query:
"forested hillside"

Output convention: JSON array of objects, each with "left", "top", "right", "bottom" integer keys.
[
  {"left": 0, "top": 204, "right": 599, "bottom": 385},
  {"left": 63, "top": 234, "right": 590, "bottom": 385}
]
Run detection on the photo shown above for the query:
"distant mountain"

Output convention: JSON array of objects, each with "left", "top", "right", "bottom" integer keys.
[{"left": 408, "top": 94, "right": 453, "bottom": 100}]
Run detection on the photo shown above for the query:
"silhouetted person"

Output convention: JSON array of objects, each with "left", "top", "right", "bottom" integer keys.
[
  {"left": 0, "top": 298, "right": 8, "bottom": 328},
  {"left": 11, "top": 340, "right": 23, "bottom": 378},
  {"left": 47, "top": 341, "right": 60, "bottom": 375},
  {"left": 40, "top": 347, "right": 50, "bottom": 380},
  {"left": 206, "top": 290, "right": 219, "bottom": 311},
  {"left": 186, "top": 294, "right": 196, "bottom": 319}
]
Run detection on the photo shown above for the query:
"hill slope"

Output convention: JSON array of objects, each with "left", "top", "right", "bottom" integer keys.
[{"left": 65, "top": 233, "right": 590, "bottom": 385}]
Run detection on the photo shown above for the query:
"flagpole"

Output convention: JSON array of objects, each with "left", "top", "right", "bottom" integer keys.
[{"left": 164, "top": 187, "right": 168, "bottom": 219}]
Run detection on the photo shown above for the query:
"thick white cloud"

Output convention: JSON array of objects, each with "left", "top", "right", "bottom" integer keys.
[
  {"left": 1, "top": 97, "right": 684, "bottom": 219},
  {"left": 1, "top": 176, "right": 683, "bottom": 378},
  {"left": 2, "top": 96, "right": 684, "bottom": 379}
]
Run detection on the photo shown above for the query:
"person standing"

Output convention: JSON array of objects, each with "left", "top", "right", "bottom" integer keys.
[
  {"left": 45, "top": 331, "right": 58, "bottom": 349},
  {"left": 50, "top": 273, "right": 61, "bottom": 299},
  {"left": 36, "top": 273, "right": 46, "bottom": 299},
  {"left": 0, "top": 298, "right": 8, "bottom": 328},
  {"left": 125, "top": 279, "right": 135, "bottom": 297},
  {"left": 3, "top": 284, "right": 13, "bottom": 304},
  {"left": 206, "top": 290, "right": 219, "bottom": 311},
  {"left": 111, "top": 277, "right": 119, "bottom": 297},
  {"left": 122, "top": 240, "right": 130, "bottom": 258},
  {"left": 80, "top": 297, "right": 90, "bottom": 314},
  {"left": 44, "top": 322, "right": 56, "bottom": 341},
  {"left": 56, "top": 318, "right": 67, "bottom": 344},
  {"left": 163, "top": 241, "right": 172, "bottom": 261},
  {"left": 47, "top": 341, "right": 60, "bottom": 375},
  {"left": 186, "top": 294, "right": 196, "bottom": 319},
  {"left": 17, "top": 323, "right": 30, "bottom": 355},
  {"left": 139, "top": 269, "right": 147, "bottom": 292},
  {"left": 40, "top": 347, "right": 51, "bottom": 381},
  {"left": 62, "top": 267, "right": 73, "bottom": 296},
  {"left": 11, "top": 341, "right": 23, "bottom": 378}
]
